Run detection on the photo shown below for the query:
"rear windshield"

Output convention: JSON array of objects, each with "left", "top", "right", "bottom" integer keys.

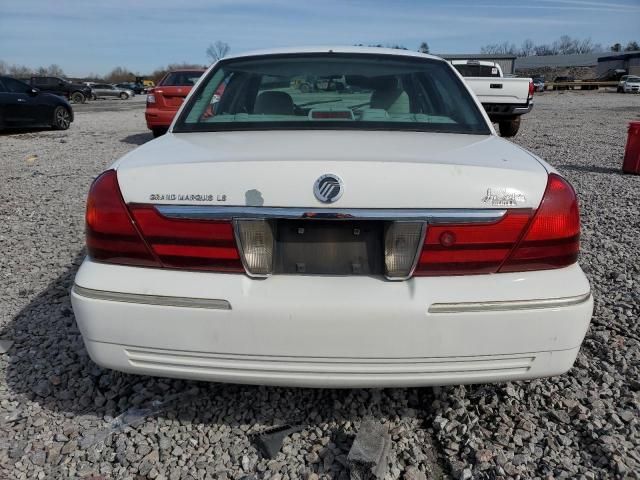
[
  {"left": 159, "top": 71, "right": 203, "bottom": 87},
  {"left": 452, "top": 64, "right": 501, "bottom": 77},
  {"left": 174, "top": 53, "right": 490, "bottom": 135}
]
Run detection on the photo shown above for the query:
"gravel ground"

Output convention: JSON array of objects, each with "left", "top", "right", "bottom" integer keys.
[{"left": 1, "top": 91, "right": 639, "bottom": 479}]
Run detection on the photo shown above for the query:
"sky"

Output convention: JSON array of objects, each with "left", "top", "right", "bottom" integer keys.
[{"left": 1, "top": 0, "right": 639, "bottom": 77}]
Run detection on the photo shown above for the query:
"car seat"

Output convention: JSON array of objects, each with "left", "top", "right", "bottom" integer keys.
[
  {"left": 370, "top": 77, "right": 410, "bottom": 114},
  {"left": 254, "top": 91, "right": 294, "bottom": 115}
]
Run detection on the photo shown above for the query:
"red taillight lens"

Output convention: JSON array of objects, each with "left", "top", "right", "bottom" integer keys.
[
  {"left": 86, "top": 171, "right": 159, "bottom": 267},
  {"left": 414, "top": 211, "right": 533, "bottom": 276},
  {"left": 500, "top": 173, "right": 579, "bottom": 272},
  {"left": 529, "top": 80, "right": 535, "bottom": 98},
  {"left": 414, "top": 173, "right": 579, "bottom": 276},
  {"left": 85, "top": 170, "right": 243, "bottom": 273},
  {"left": 129, "top": 206, "right": 243, "bottom": 272}
]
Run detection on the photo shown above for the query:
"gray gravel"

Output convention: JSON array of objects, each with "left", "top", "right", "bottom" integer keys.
[{"left": 1, "top": 91, "right": 639, "bottom": 479}]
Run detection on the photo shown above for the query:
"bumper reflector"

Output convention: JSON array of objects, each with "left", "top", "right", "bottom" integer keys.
[
  {"left": 384, "top": 222, "right": 425, "bottom": 279},
  {"left": 234, "top": 219, "right": 275, "bottom": 277}
]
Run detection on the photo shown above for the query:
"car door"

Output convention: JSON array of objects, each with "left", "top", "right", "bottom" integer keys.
[
  {"left": 0, "top": 78, "right": 10, "bottom": 127},
  {"left": 94, "top": 84, "right": 110, "bottom": 97},
  {"left": 0, "top": 77, "right": 37, "bottom": 126}
]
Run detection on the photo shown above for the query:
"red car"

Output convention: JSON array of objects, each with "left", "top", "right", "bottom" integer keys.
[{"left": 145, "top": 69, "right": 205, "bottom": 137}]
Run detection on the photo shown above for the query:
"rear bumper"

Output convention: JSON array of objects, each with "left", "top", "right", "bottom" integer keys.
[
  {"left": 485, "top": 102, "right": 533, "bottom": 120},
  {"left": 145, "top": 107, "right": 177, "bottom": 129},
  {"left": 71, "top": 259, "right": 593, "bottom": 387}
]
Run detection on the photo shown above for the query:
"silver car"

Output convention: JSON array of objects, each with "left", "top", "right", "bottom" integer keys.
[{"left": 91, "top": 83, "right": 133, "bottom": 100}]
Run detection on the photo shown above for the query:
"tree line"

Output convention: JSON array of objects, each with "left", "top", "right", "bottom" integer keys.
[
  {"left": 0, "top": 61, "right": 65, "bottom": 79},
  {"left": 481, "top": 36, "right": 639, "bottom": 56},
  {"left": 0, "top": 61, "right": 207, "bottom": 83}
]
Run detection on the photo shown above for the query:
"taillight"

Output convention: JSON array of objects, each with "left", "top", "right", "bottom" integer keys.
[
  {"left": 500, "top": 173, "right": 579, "bottom": 272},
  {"left": 85, "top": 170, "right": 243, "bottom": 273},
  {"left": 528, "top": 80, "right": 535, "bottom": 98},
  {"left": 129, "top": 206, "right": 243, "bottom": 272},
  {"left": 146, "top": 89, "right": 155, "bottom": 104},
  {"left": 414, "top": 211, "right": 532, "bottom": 276},
  {"left": 414, "top": 173, "right": 579, "bottom": 276},
  {"left": 384, "top": 222, "right": 425, "bottom": 279},
  {"left": 234, "top": 219, "right": 275, "bottom": 276},
  {"left": 86, "top": 171, "right": 159, "bottom": 267}
]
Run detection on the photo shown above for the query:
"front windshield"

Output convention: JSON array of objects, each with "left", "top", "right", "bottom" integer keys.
[{"left": 174, "top": 53, "right": 490, "bottom": 135}]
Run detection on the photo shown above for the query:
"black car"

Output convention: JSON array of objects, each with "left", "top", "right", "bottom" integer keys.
[
  {"left": 0, "top": 76, "right": 73, "bottom": 130},
  {"left": 28, "top": 76, "right": 92, "bottom": 103}
]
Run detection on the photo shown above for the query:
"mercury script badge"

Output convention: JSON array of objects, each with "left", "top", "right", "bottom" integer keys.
[
  {"left": 482, "top": 188, "right": 526, "bottom": 207},
  {"left": 314, "top": 174, "right": 344, "bottom": 203}
]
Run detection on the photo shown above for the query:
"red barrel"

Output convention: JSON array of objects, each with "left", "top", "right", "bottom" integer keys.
[{"left": 623, "top": 121, "right": 640, "bottom": 174}]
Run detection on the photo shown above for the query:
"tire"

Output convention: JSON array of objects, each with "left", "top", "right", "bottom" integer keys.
[
  {"left": 70, "top": 92, "right": 85, "bottom": 103},
  {"left": 299, "top": 83, "right": 311, "bottom": 93},
  {"left": 152, "top": 127, "right": 167, "bottom": 138},
  {"left": 617, "top": 86, "right": 623, "bottom": 93},
  {"left": 498, "top": 117, "right": 521, "bottom": 137},
  {"left": 92, "top": 94, "right": 97, "bottom": 100},
  {"left": 52, "top": 106, "right": 71, "bottom": 130},
  {"left": 119, "top": 92, "right": 129, "bottom": 100}
]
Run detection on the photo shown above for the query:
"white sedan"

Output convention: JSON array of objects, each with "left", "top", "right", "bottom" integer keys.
[
  {"left": 71, "top": 47, "right": 592, "bottom": 388},
  {"left": 623, "top": 76, "right": 640, "bottom": 93}
]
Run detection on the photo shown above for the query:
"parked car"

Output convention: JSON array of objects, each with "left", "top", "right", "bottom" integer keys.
[
  {"left": 0, "top": 76, "right": 73, "bottom": 130},
  {"left": 622, "top": 76, "right": 640, "bottom": 93},
  {"left": 91, "top": 84, "right": 134, "bottom": 100},
  {"left": 532, "top": 76, "right": 545, "bottom": 92},
  {"left": 553, "top": 76, "right": 575, "bottom": 90},
  {"left": 450, "top": 60, "right": 534, "bottom": 137},
  {"left": 145, "top": 69, "right": 205, "bottom": 137},
  {"left": 115, "top": 83, "right": 145, "bottom": 95},
  {"left": 71, "top": 47, "right": 593, "bottom": 388},
  {"left": 28, "top": 76, "right": 92, "bottom": 103},
  {"left": 618, "top": 75, "right": 631, "bottom": 93}
]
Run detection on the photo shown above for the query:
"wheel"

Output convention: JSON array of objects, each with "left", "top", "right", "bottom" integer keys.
[
  {"left": 498, "top": 117, "right": 521, "bottom": 137},
  {"left": 299, "top": 83, "right": 311, "bottom": 93},
  {"left": 70, "top": 92, "right": 85, "bottom": 103},
  {"left": 120, "top": 92, "right": 129, "bottom": 100},
  {"left": 92, "top": 93, "right": 97, "bottom": 100},
  {"left": 52, "top": 106, "right": 71, "bottom": 130},
  {"left": 152, "top": 127, "right": 167, "bottom": 138}
]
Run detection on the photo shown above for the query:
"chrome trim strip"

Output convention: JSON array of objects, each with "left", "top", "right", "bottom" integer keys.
[
  {"left": 72, "top": 285, "right": 231, "bottom": 310},
  {"left": 428, "top": 292, "right": 591, "bottom": 314},
  {"left": 156, "top": 206, "right": 507, "bottom": 224}
]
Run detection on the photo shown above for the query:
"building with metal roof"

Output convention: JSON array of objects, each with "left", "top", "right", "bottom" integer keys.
[{"left": 597, "top": 51, "right": 640, "bottom": 76}]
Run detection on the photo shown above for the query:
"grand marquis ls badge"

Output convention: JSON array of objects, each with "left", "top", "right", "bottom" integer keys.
[{"left": 314, "top": 174, "right": 344, "bottom": 203}]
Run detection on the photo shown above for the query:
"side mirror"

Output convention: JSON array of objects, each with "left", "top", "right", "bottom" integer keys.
[{"left": 29, "top": 87, "right": 39, "bottom": 96}]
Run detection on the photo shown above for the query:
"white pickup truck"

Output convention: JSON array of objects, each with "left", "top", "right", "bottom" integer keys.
[{"left": 450, "top": 60, "right": 534, "bottom": 137}]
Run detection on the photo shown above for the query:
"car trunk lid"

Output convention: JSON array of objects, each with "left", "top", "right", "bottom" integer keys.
[
  {"left": 115, "top": 130, "right": 549, "bottom": 210},
  {"left": 152, "top": 86, "right": 192, "bottom": 110}
]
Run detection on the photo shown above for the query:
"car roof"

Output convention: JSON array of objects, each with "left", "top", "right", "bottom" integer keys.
[
  {"left": 169, "top": 68, "right": 206, "bottom": 72},
  {"left": 221, "top": 46, "right": 445, "bottom": 63}
]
